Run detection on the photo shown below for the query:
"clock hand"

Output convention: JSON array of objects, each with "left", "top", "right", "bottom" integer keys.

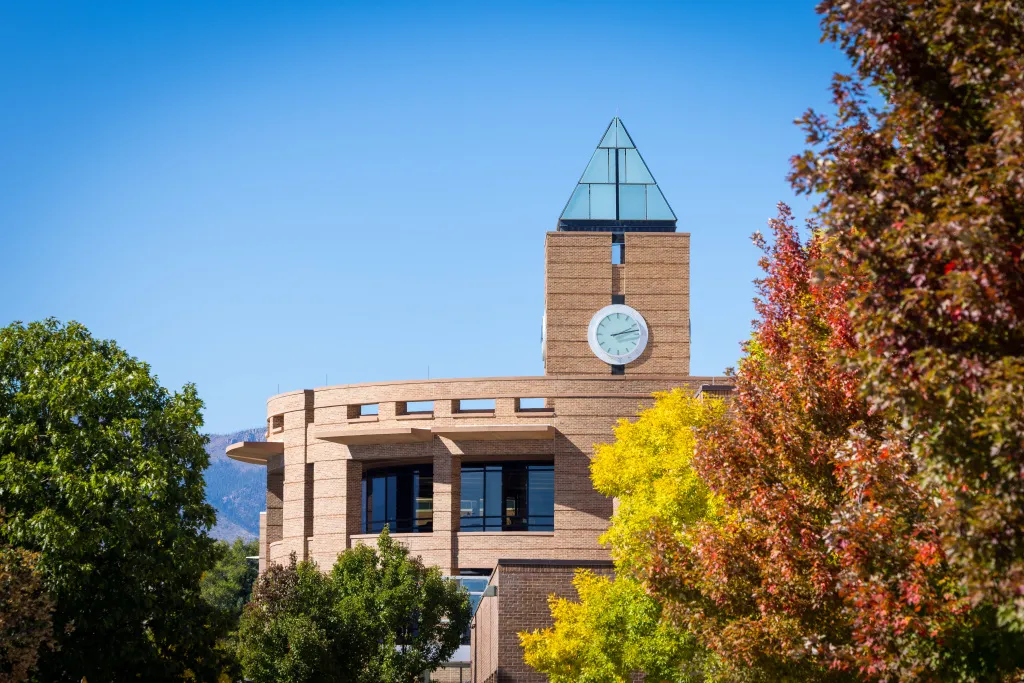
[{"left": 611, "top": 327, "right": 638, "bottom": 337}]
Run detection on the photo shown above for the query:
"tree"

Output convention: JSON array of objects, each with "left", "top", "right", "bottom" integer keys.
[
  {"left": 237, "top": 529, "right": 470, "bottom": 683},
  {"left": 521, "top": 571, "right": 703, "bottom": 683},
  {"left": 521, "top": 389, "right": 717, "bottom": 682},
  {"left": 0, "top": 542, "right": 55, "bottom": 683},
  {"left": 0, "top": 319, "right": 227, "bottom": 681},
  {"left": 202, "top": 538, "right": 260, "bottom": 621},
  {"left": 644, "top": 207, "right": 1022, "bottom": 680},
  {"left": 789, "top": 0, "right": 1024, "bottom": 626}
]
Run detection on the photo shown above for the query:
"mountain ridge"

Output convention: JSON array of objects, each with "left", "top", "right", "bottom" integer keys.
[{"left": 205, "top": 427, "right": 266, "bottom": 541}]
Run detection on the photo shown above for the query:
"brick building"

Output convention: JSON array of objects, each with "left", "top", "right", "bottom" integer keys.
[{"left": 228, "top": 118, "right": 719, "bottom": 682}]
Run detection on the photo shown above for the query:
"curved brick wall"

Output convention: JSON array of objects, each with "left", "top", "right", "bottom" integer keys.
[{"left": 259, "top": 375, "right": 719, "bottom": 573}]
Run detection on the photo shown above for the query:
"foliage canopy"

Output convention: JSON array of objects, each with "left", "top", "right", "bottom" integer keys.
[
  {"left": 0, "top": 319, "right": 226, "bottom": 681},
  {"left": 521, "top": 390, "right": 718, "bottom": 682},
  {"left": 237, "top": 529, "right": 470, "bottom": 683},
  {"left": 202, "top": 538, "right": 260, "bottom": 622},
  {"left": 0, "top": 543, "right": 54, "bottom": 683},
  {"left": 790, "top": 0, "right": 1024, "bottom": 624}
]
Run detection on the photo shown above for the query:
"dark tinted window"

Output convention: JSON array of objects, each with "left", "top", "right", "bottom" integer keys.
[
  {"left": 460, "top": 462, "right": 554, "bottom": 532},
  {"left": 363, "top": 464, "right": 433, "bottom": 533}
]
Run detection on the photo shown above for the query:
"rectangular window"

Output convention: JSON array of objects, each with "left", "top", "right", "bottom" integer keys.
[
  {"left": 403, "top": 400, "right": 434, "bottom": 414},
  {"left": 460, "top": 462, "right": 554, "bottom": 532},
  {"left": 516, "top": 397, "right": 547, "bottom": 411},
  {"left": 457, "top": 398, "right": 495, "bottom": 413},
  {"left": 363, "top": 464, "right": 433, "bottom": 533},
  {"left": 611, "top": 295, "right": 625, "bottom": 305},
  {"left": 611, "top": 233, "right": 625, "bottom": 264},
  {"left": 360, "top": 403, "right": 379, "bottom": 416}
]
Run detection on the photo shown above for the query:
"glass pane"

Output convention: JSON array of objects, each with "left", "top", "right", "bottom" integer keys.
[
  {"left": 625, "top": 149, "right": 653, "bottom": 184},
  {"left": 561, "top": 185, "right": 589, "bottom": 219},
  {"left": 461, "top": 468, "right": 483, "bottom": 531},
  {"left": 590, "top": 184, "right": 616, "bottom": 219},
  {"left": 361, "top": 478, "right": 367, "bottom": 532},
  {"left": 581, "top": 149, "right": 610, "bottom": 183},
  {"left": 485, "top": 467, "right": 502, "bottom": 530},
  {"left": 599, "top": 123, "right": 616, "bottom": 148},
  {"left": 615, "top": 120, "right": 635, "bottom": 148},
  {"left": 618, "top": 185, "right": 646, "bottom": 220},
  {"left": 371, "top": 476, "right": 386, "bottom": 532},
  {"left": 528, "top": 466, "right": 554, "bottom": 531},
  {"left": 417, "top": 472, "right": 433, "bottom": 532},
  {"left": 386, "top": 474, "right": 397, "bottom": 529},
  {"left": 504, "top": 466, "right": 528, "bottom": 530},
  {"left": 646, "top": 185, "right": 675, "bottom": 219},
  {"left": 617, "top": 149, "right": 625, "bottom": 182}
]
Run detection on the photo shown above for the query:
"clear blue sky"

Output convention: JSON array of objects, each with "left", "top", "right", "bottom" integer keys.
[{"left": 0, "top": 1, "right": 846, "bottom": 433}]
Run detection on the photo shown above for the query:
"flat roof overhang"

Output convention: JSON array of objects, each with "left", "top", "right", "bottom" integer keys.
[
  {"left": 317, "top": 426, "right": 433, "bottom": 445},
  {"left": 225, "top": 441, "right": 284, "bottom": 465},
  {"left": 431, "top": 424, "right": 555, "bottom": 441},
  {"left": 315, "top": 424, "right": 556, "bottom": 445}
]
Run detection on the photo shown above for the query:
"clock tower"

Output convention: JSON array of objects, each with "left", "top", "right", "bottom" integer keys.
[{"left": 543, "top": 117, "right": 690, "bottom": 376}]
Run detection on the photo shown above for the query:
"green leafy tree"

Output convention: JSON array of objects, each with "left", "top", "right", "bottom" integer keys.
[
  {"left": 202, "top": 538, "right": 260, "bottom": 620},
  {"left": 789, "top": 0, "right": 1024, "bottom": 624},
  {"left": 0, "top": 319, "right": 226, "bottom": 681},
  {"left": 237, "top": 528, "right": 470, "bottom": 683},
  {"left": 521, "top": 390, "right": 718, "bottom": 682},
  {"left": 0, "top": 541, "right": 55, "bottom": 683}
]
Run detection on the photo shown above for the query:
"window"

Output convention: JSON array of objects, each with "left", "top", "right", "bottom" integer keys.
[
  {"left": 457, "top": 398, "right": 495, "bottom": 413},
  {"left": 403, "top": 400, "right": 434, "bottom": 414},
  {"left": 450, "top": 575, "right": 490, "bottom": 645},
  {"left": 612, "top": 233, "right": 625, "bottom": 264},
  {"left": 360, "top": 403, "right": 378, "bottom": 416},
  {"left": 460, "top": 462, "right": 554, "bottom": 531},
  {"left": 516, "top": 397, "right": 547, "bottom": 411},
  {"left": 362, "top": 464, "right": 433, "bottom": 533}
]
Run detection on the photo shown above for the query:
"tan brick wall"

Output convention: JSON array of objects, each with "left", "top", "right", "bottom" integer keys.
[
  {"left": 544, "top": 231, "right": 690, "bottom": 376},
  {"left": 255, "top": 375, "right": 725, "bottom": 575},
  {"left": 472, "top": 573, "right": 500, "bottom": 683},
  {"left": 238, "top": 224, "right": 699, "bottom": 680}
]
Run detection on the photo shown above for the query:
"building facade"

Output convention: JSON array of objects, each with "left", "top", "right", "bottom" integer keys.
[{"left": 228, "top": 118, "right": 718, "bottom": 682}]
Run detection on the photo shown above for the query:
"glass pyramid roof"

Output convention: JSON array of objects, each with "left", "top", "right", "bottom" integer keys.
[{"left": 558, "top": 117, "right": 676, "bottom": 231}]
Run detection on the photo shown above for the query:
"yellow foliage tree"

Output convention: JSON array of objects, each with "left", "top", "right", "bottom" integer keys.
[{"left": 520, "top": 390, "right": 724, "bottom": 682}]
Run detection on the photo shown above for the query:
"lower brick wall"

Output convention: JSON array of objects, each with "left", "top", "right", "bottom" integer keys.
[{"left": 474, "top": 560, "right": 615, "bottom": 683}]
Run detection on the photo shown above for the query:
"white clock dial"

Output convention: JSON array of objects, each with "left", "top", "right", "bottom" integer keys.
[{"left": 587, "top": 304, "right": 649, "bottom": 365}]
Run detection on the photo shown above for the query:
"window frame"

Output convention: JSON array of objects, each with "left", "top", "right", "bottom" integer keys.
[{"left": 459, "top": 461, "right": 554, "bottom": 532}]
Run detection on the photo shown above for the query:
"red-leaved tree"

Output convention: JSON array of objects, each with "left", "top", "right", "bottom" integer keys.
[
  {"left": 789, "top": 0, "right": 1024, "bottom": 624},
  {"left": 643, "top": 205, "right": 1022, "bottom": 680}
]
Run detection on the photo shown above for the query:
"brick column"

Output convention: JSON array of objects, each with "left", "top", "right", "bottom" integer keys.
[
  {"left": 280, "top": 390, "right": 314, "bottom": 562},
  {"left": 432, "top": 437, "right": 460, "bottom": 575},
  {"left": 309, "top": 457, "right": 362, "bottom": 569},
  {"left": 495, "top": 398, "right": 516, "bottom": 417},
  {"left": 264, "top": 454, "right": 284, "bottom": 568},
  {"left": 344, "top": 459, "right": 363, "bottom": 544}
]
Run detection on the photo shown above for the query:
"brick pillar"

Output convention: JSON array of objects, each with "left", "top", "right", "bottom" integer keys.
[
  {"left": 280, "top": 390, "right": 314, "bottom": 562},
  {"left": 309, "top": 457, "right": 362, "bottom": 569},
  {"left": 344, "top": 459, "right": 363, "bottom": 544},
  {"left": 495, "top": 397, "right": 516, "bottom": 417},
  {"left": 433, "top": 437, "right": 460, "bottom": 575},
  {"left": 264, "top": 454, "right": 284, "bottom": 568}
]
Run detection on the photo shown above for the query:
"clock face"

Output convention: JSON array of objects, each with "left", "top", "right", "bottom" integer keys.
[{"left": 587, "top": 304, "right": 649, "bottom": 365}]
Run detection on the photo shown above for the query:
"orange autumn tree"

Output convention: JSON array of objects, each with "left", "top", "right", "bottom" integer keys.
[
  {"left": 644, "top": 206, "right": 1022, "bottom": 680},
  {"left": 789, "top": 0, "right": 1024, "bottom": 624}
]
